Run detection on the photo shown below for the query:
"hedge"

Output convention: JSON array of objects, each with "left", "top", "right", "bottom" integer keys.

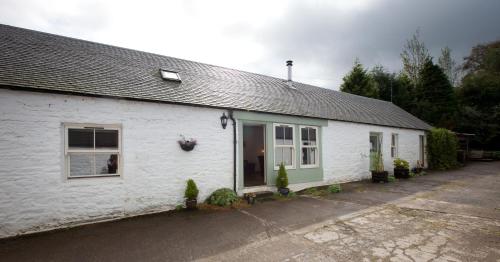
[{"left": 427, "top": 128, "right": 458, "bottom": 170}]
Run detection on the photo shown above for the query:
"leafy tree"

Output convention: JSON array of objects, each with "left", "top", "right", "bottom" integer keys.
[
  {"left": 456, "top": 40, "right": 500, "bottom": 149},
  {"left": 415, "top": 59, "right": 457, "bottom": 129},
  {"left": 340, "top": 59, "right": 378, "bottom": 98},
  {"left": 401, "top": 29, "right": 431, "bottom": 88},
  {"left": 370, "top": 66, "right": 414, "bottom": 113},
  {"left": 437, "top": 46, "right": 459, "bottom": 86}
]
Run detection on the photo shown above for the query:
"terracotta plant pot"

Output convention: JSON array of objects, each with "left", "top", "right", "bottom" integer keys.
[
  {"left": 394, "top": 168, "right": 410, "bottom": 179},
  {"left": 372, "top": 171, "right": 389, "bottom": 183},
  {"left": 185, "top": 199, "right": 197, "bottom": 210}
]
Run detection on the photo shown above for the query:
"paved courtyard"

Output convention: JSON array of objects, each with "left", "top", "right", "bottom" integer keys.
[{"left": 1, "top": 162, "right": 499, "bottom": 261}]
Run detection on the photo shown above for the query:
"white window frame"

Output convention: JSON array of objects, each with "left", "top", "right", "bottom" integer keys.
[
  {"left": 64, "top": 123, "right": 122, "bottom": 178},
  {"left": 273, "top": 123, "right": 296, "bottom": 170},
  {"left": 300, "top": 125, "right": 320, "bottom": 168},
  {"left": 391, "top": 133, "right": 399, "bottom": 158}
]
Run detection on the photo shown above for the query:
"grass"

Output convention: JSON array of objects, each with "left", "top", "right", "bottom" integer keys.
[{"left": 302, "top": 184, "right": 342, "bottom": 197}]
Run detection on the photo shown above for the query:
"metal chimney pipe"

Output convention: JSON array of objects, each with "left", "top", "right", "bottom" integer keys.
[{"left": 286, "top": 60, "right": 293, "bottom": 81}]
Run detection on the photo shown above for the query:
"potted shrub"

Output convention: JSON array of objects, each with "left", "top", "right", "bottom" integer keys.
[
  {"left": 393, "top": 158, "right": 410, "bottom": 179},
  {"left": 371, "top": 152, "right": 389, "bottom": 183},
  {"left": 184, "top": 179, "right": 199, "bottom": 210},
  {"left": 207, "top": 188, "right": 238, "bottom": 207},
  {"left": 276, "top": 163, "right": 290, "bottom": 196}
]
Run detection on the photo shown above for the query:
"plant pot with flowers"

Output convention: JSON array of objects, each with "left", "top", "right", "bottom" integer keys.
[
  {"left": 184, "top": 179, "right": 199, "bottom": 210},
  {"left": 393, "top": 158, "right": 410, "bottom": 179},
  {"left": 371, "top": 152, "right": 389, "bottom": 183},
  {"left": 276, "top": 163, "right": 290, "bottom": 196}
]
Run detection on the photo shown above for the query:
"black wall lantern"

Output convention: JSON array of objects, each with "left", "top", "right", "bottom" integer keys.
[{"left": 220, "top": 112, "right": 228, "bottom": 129}]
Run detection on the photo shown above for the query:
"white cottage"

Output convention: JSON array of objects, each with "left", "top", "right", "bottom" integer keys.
[{"left": 0, "top": 24, "right": 430, "bottom": 238}]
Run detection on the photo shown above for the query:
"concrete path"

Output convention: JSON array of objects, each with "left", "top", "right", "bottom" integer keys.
[{"left": 1, "top": 162, "right": 499, "bottom": 261}]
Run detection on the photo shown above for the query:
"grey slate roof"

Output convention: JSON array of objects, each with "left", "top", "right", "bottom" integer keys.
[{"left": 0, "top": 24, "right": 431, "bottom": 130}]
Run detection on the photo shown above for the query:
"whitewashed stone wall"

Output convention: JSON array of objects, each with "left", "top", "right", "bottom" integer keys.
[
  {"left": 322, "top": 120, "right": 426, "bottom": 183},
  {"left": 0, "top": 89, "right": 233, "bottom": 238}
]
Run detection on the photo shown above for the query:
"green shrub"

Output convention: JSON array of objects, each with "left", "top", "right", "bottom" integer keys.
[
  {"left": 207, "top": 188, "right": 238, "bottom": 206},
  {"left": 388, "top": 176, "right": 396, "bottom": 182},
  {"left": 427, "top": 128, "right": 459, "bottom": 170},
  {"left": 393, "top": 158, "right": 409, "bottom": 169},
  {"left": 184, "top": 179, "right": 199, "bottom": 200},
  {"left": 373, "top": 151, "right": 385, "bottom": 172},
  {"left": 328, "top": 184, "right": 341, "bottom": 193},
  {"left": 276, "top": 163, "right": 289, "bottom": 188}
]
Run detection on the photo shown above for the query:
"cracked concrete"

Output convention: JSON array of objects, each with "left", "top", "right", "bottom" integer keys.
[{"left": 1, "top": 162, "right": 499, "bottom": 261}]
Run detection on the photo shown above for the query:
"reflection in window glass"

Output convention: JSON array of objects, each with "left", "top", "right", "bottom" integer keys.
[
  {"left": 68, "top": 128, "right": 93, "bottom": 148},
  {"left": 95, "top": 154, "right": 118, "bottom": 174},
  {"left": 69, "top": 153, "right": 93, "bottom": 177},
  {"left": 95, "top": 130, "right": 118, "bottom": 149}
]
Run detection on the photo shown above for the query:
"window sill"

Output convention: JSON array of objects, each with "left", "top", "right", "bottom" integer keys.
[
  {"left": 300, "top": 165, "right": 320, "bottom": 169},
  {"left": 68, "top": 174, "right": 120, "bottom": 179}
]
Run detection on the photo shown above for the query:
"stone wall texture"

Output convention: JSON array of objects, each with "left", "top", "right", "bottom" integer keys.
[{"left": 0, "top": 89, "right": 426, "bottom": 238}]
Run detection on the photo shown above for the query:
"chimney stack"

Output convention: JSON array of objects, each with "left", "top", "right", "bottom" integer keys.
[{"left": 286, "top": 60, "right": 293, "bottom": 82}]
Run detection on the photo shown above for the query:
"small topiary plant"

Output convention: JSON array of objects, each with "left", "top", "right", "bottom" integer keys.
[
  {"left": 207, "top": 188, "right": 238, "bottom": 207},
  {"left": 393, "top": 158, "right": 409, "bottom": 169},
  {"left": 184, "top": 179, "right": 199, "bottom": 200},
  {"left": 328, "top": 184, "right": 341, "bottom": 193},
  {"left": 276, "top": 163, "right": 289, "bottom": 189}
]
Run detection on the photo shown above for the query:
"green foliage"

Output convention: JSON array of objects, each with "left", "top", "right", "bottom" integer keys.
[
  {"left": 340, "top": 59, "right": 378, "bottom": 98},
  {"left": 415, "top": 59, "right": 458, "bottom": 129},
  {"left": 206, "top": 188, "right": 238, "bottom": 207},
  {"left": 393, "top": 158, "right": 409, "bottom": 169},
  {"left": 175, "top": 204, "right": 184, "bottom": 211},
  {"left": 455, "top": 40, "right": 500, "bottom": 150},
  {"left": 328, "top": 184, "right": 342, "bottom": 193},
  {"left": 276, "top": 163, "right": 289, "bottom": 188},
  {"left": 184, "top": 179, "right": 199, "bottom": 200},
  {"left": 388, "top": 176, "right": 396, "bottom": 182},
  {"left": 373, "top": 151, "right": 385, "bottom": 172},
  {"left": 427, "top": 128, "right": 459, "bottom": 170}
]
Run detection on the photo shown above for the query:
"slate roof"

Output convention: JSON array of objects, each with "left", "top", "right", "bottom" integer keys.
[{"left": 0, "top": 24, "right": 431, "bottom": 130}]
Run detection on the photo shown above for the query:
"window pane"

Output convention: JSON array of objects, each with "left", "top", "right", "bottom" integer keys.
[
  {"left": 95, "top": 129, "right": 118, "bottom": 149},
  {"left": 95, "top": 154, "right": 118, "bottom": 174},
  {"left": 68, "top": 128, "right": 93, "bottom": 148},
  {"left": 282, "top": 147, "right": 293, "bottom": 166},
  {"left": 301, "top": 128, "right": 308, "bottom": 141},
  {"left": 302, "top": 147, "right": 309, "bottom": 165},
  {"left": 275, "top": 126, "right": 284, "bottom": 145},
  {"left": 284, "top": 127, "right": 293, "bottom": 145},
  {"left": 391, "top": 148, "right": 395, "bottom": 158},
  {"left": 69, "top": 153, "right": 93, "bottom": 177},
  {"left": 275, "top": 148, "right": 283, "bottom": 166},
  {"left": 310, "top": 148, "right": 317, "bottom": 165},
  {"left": 309, "top": 128, "right": 317, "bottom": 146}
]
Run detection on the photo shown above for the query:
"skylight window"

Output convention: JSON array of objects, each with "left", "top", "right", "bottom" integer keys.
[{"left": 160, "top": 69, "right": 181, "bottom": 82}]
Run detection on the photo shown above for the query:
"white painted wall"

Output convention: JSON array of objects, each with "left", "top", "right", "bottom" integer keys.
[
  {"left": 0, "top": 89, "right": 427, "bottom": 238},
  {"left": 0, "top": 89, "right": 233, "bottom": 238},
  {"left": 322, "top": 120, "right": 426, "bottom": 184}
]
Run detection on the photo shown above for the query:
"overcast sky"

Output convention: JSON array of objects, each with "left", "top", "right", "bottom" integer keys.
[{"left": 1, "top": 0, "right": 499, "bottom": 89}]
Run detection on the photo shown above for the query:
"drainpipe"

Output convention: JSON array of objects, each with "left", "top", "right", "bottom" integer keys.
[{"left": 228, "top": 110, "right": 237, "bottom": 192}]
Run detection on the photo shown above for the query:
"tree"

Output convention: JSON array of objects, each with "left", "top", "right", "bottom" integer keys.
[
  {"left": 437, "top": 46, "right": 459, "bottom": 86},
  {"left": 340, "top": 59, "right": 378, "bottom": 98},
  {"left": 415, "top": 59, "right": 457, "bottom": 129},
  {"left": 456, "top": 40, "right": 500, "bottom": 149},
  {"left": 369, "top": 66, "right": 414, "bottom": 113},
  {"left": 401, "top": 29, "right": 431, "bottom": 88}
]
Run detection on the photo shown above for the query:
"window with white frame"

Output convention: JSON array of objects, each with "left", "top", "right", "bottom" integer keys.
[
  {"left": 65, "top": 124, "right": 121, "bottom": 178},
  {"left": 391, "top": 133, "right": 398, "bottom": 158},
  {"left": 300, "top": 126, "right": 319, "bottom": 167},
  {"left": 274, "top": 124, "right": 295, "bottom": 168}
]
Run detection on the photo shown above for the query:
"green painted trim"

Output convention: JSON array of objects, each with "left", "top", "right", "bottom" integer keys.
[
  {"left": 234, "top": 111, "right": 328, "bottom": 126},
  {"left": 236, "top": 111, "right": 324, "bottom": 190}
]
